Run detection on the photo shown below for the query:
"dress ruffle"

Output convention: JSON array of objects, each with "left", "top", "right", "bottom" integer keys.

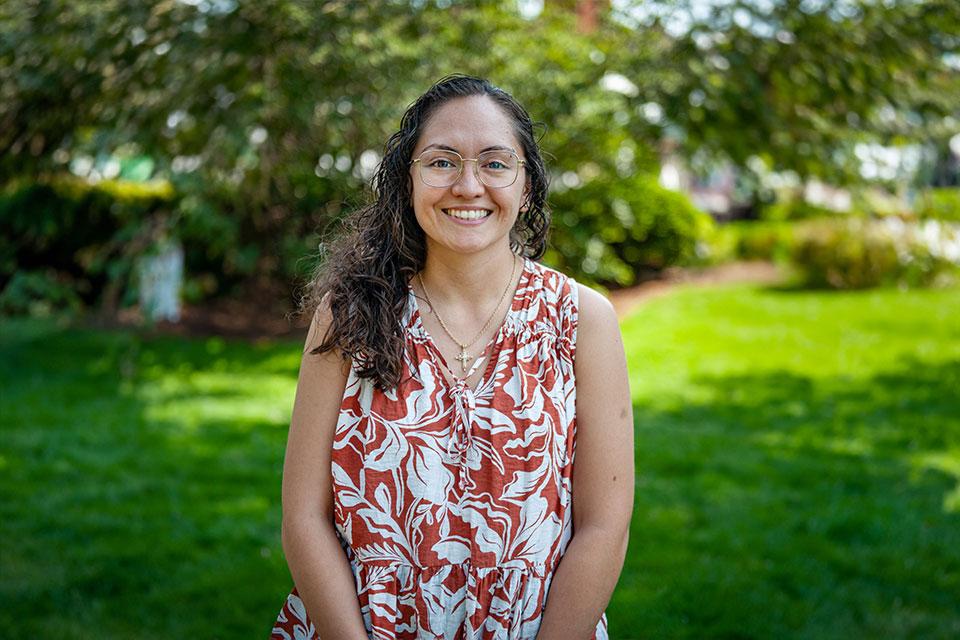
[{"left": 272, "top": 558, "right": 607, "bottom": 640}]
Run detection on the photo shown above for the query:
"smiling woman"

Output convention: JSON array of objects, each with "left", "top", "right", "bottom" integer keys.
[
  {"left": 271, "top": 75, "right": 634, "bottom": 640},
  {"left": 407, "top": 94, "right": 530, "bottom": 261}
]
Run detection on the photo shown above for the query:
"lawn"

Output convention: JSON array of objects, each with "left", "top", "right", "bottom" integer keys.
[
  {"left": 1, "top": 281, "right": 958, "bottom": 639},
  {"left": 612, "top": 282, "right": 960, "bottom": 639}
]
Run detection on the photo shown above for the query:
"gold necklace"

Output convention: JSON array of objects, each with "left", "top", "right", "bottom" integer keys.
[{"left": 417, "top": 256, "right": 518, "bottom": 374}]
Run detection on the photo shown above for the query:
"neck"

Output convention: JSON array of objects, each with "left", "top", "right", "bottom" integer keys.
[{"left": 418, "top": 244, "right": 519, "bottom": 306}]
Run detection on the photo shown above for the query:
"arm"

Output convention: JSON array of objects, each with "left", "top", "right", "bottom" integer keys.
[
  {"left": 535, "top": 284, "right": 635, "bottom": 640},
  {"left": 281, "top": 305, "right": 370, "bottom": 640}
]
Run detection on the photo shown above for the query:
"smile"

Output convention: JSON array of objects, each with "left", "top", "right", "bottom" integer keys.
[{"left": 442, "top": 208, "right": 493, "bottom": 221}]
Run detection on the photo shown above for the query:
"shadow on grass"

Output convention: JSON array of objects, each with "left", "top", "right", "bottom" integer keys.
[
  {"left": 1, "top": 321, "right": 302, "bottom": 638},
  {"left": 611, "top": 357, "right": 960, "bottom": 639}
]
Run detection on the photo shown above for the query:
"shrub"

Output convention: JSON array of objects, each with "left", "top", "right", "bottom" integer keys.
[
  {"left": 788, "top": 217, "right": 960, "bottom": 289},
  {"left": 738, "top": 221, "right": 795, "bottom": 261},
  {"left": 759, "top": 197, "right": 849, "bottom": 222},
  {"left": 0, "top": 269, "right": 85, "bottom": 317},
  {"left": 915, "top": 188, "right": 960, "bottom": 222},
  {"left": 698, "top": 223, "right": 740, "bottom": 266},
  {"left": 696, "top": 219, "right": 796, "bottom": 266},
  {"left": 547, "top": 174, "right": 714, "bottom": 287},
  {"left": 0, "top": 175, "right": 177, "bottom": 315}
]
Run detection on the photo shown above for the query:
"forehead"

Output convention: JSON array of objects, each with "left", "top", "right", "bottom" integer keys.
[{"left": 415, "top": 95, "right": 520, "bottom": 154}]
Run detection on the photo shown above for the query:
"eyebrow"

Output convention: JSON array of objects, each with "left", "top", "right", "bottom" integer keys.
[{"left": 422, "top": 143, "right": 518, "bottom": 154}]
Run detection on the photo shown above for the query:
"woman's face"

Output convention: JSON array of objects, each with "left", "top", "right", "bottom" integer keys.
[{"left": 409, "top": 95, "right": 529, "bottom": 260}]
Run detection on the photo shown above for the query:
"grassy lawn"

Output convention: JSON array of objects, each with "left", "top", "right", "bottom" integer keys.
[
  {"left": 1, "top": 281, "right": 958, "bottom": 638},
  {"left": 612, "top": 282, "right": 960, "bottom": 639},
  {"left": 1, "top": 320, "right": 298, "bottom": 638}
]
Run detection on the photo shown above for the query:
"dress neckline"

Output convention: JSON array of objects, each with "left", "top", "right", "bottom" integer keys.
[{"left": 407, "top": 257, "right": 531, "bottom": 396}]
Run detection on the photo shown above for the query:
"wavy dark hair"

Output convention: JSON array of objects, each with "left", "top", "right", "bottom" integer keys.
[{"left": 296, "top": 74, "right": 551, "bottom": 390}]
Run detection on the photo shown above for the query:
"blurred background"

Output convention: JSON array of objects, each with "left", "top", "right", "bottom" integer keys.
[{"left": 1, "top": 0, "right": 958, "bottom": 638}]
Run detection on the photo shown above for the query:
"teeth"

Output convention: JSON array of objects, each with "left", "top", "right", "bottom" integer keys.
[{"left": 443, "top": 208, "right": 491, "bottom": 220}]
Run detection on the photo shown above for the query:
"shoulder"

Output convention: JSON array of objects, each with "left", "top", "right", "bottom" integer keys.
[
  {"left": 304, "top": 294, "right": 334, "bottom": 354},
  {"left": 569, "top": 281, "right": 623, "bottom": 377},
  {"left": 574, "top": 282, "right": 619, "bottom": 339},
  {"left": 527, "top": 261, "right": 619, "bottom": 351},
  {"left": 303, "top": 295, "right": 351, "bottom": 375}
]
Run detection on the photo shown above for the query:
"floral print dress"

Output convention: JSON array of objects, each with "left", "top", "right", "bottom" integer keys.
[{"left": 271, "top": 258, "right": 609, "bottom": 640}]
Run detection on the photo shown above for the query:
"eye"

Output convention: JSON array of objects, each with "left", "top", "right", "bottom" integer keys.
[
  {"left": 482, "top": 156, "right": 516, "bottom": 171},
  {"left": 429, "top": 159, "right": 456, "bottom": 169}
]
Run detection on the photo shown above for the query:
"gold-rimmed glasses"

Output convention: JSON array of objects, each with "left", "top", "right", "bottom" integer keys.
[{"left": 411, "top": 149, "right": 526, "bottom": 189}]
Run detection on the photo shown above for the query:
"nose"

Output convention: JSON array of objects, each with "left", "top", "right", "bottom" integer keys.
[{"left": 451, "top": 159, "right": 485, "bottom": 197}]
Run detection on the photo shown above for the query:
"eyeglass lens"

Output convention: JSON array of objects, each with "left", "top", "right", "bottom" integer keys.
[{"left": 418, "top": 150, "right": 520, "bottom": 188}]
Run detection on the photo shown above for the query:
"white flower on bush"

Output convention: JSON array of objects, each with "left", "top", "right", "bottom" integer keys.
[
  {"left": 876, "top": 217, "right": 912, "bottom": 264},
  {"left": 876, "top": 217, "right": 960, "bottom": 266},
  {"left": 918, "top": 220, "right": 960, "bottom": 263}
]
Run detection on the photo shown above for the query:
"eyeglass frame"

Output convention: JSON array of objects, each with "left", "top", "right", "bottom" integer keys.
[{"left": 409, "top": 148, "right": 527, "bottom": 189}]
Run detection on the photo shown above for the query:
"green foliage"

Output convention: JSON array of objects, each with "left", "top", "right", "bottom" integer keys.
[
  {"left": 622, "top": 0, "right": 960, "bottom": 183},
  {"left": 760, "top": 197, "right": 851, "bottom": 222},
  {"left": 0, "top": 176, "right": 177, "bottom": 313},
  {"left": 0, "top": 269, "right": 84, "bottom": 317},
  {"left": 788, "top": 217, "right": 960, "bottom": 289},
  {"left": 0, "top": 173, "right": 291, "bottom": 312},
  {"left": 852, "top": 187, "right": 913, "bottom": 218},
  {"left": 547, "top": 174, "right": 714, "bottom": 286},
  {"left": 791, "top": 219, "right": 898, "bottom": 289},
  {"left": 1, "top": 1, "right": 673, "bottom": 297},
  {"left": 705, "top": 219, "right": 796, "bottom": 262},
  {"left": 916, "top": 187, "right": 960, "bottom": 222},
  {"left": 3, "top": 0, "right": 958, "bottom": 309},
  {"left": 736, "top": 220, "right": 792, "bottom": 261},
  {"left": 696, "top": 222, "right": 739, "bottom": 265}
]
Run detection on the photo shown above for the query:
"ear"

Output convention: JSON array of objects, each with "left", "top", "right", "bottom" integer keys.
[{"left": 519, "top": 179, "right": 531, "bottom": 213}]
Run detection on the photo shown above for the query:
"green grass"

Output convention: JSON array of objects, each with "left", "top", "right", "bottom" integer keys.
[
  {"left": 611, "top": 282, "right": 960, "bottom": 639},
  {"left": 0, "top": 320, "right": 298, "bottom": 638},
  {"left": 1, "top": 281, "right": 958, "bottom": 638}
]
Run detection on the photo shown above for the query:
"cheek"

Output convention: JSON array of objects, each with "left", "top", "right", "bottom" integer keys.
[
  {"left": 409, "top": 182, "right": 431, "bottom": 213},
  {"left": 502, "top": 187, "right": 526, "bottom": 214}
]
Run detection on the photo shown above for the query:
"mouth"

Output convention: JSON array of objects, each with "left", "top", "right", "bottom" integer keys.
[{"left": 442, "top": 207, "right": 493, "bottom": 221}]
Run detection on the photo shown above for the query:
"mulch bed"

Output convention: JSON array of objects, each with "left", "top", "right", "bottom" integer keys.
[{"left": 607, "top": 260, "right": 785, "bottom": 317}]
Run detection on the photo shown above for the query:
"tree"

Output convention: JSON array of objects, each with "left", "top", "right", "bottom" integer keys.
[{"left": 614, "top": 0, "right": 960, "bottom": 184}]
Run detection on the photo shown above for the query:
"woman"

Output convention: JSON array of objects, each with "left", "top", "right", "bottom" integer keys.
[{"left": 271, "top": 74, "right": 634, "bottom": 640}]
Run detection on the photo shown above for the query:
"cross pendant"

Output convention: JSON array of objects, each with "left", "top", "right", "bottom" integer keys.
[{"left": 455, "top": 347, "right": 472, "bottom": 373}]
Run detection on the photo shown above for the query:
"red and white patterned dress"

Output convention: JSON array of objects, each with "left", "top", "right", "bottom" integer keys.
[{"left": 271, "top": 258, "right": 609, "bottom": 640}]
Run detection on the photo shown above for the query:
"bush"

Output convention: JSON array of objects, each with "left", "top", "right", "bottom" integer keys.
[
  {"left": 1, "top": 173, "right": 332, "bottom": 317},
  {"left": 546, "top": 174, "right": 714, "bottom": 287},
  {"left": 788, "top": 217, "right": 960, "bottom": 289},
  {"left": 915, "top": 188, "right": 960, "bottom": 222},
  {"left": 0, "top": 175, "right": 177, "bottom": 315},
  {"left": 696, "top": 219, "right": 796, "bottom": 266},
  {"left": 759, "top": 197, "right": 849, "bottom": 222},
  {"left": 737, "top": 220, "right": 795, "bottom": 261},
  {"left": 698, "top": 223, "right": 740, "bottom": 265},
  {"left": 0, "top": 269, "right": 85, "bottom": 317}
]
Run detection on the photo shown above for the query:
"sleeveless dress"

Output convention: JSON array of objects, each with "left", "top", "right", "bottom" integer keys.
[{"left": 271, "top": 258, "right": 609, "bottom": 640}]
